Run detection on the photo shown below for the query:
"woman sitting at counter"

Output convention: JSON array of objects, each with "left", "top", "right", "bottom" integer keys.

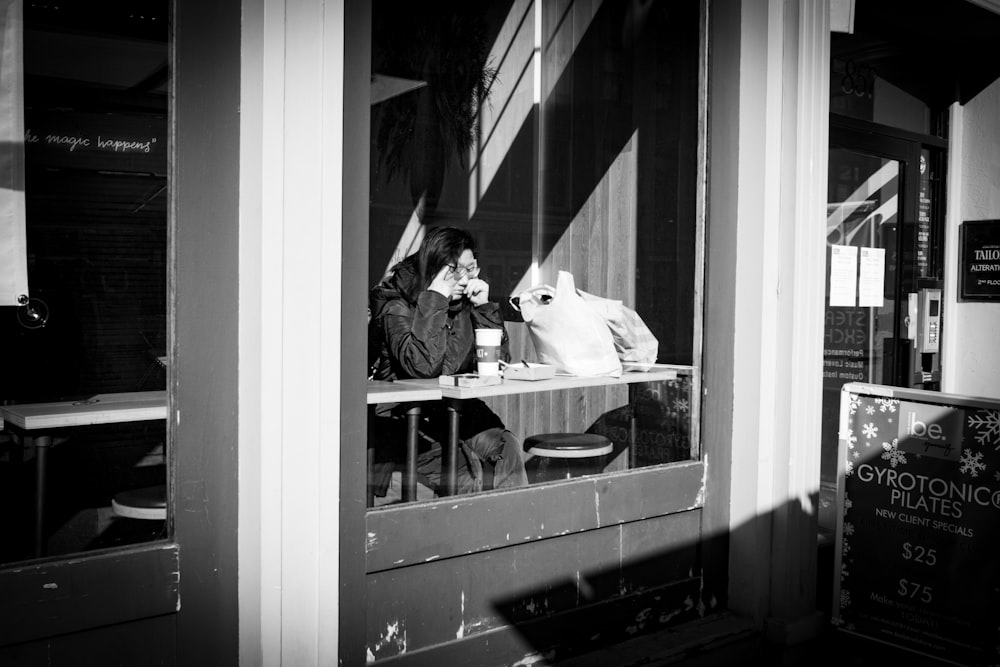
[{"left": 368, "top": 226, "right": 528, "bottom": 504}]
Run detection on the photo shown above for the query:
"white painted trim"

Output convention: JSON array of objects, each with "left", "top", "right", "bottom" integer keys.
[
  {"left": 238, "top": 0, "right": 267, "bottom": 664},
  {"left": 727, "top": 0, "right": 776, "bottom": 624},
  {"left": 727, "top": 0, "right": 830, "bottom": 635},
  {"left": 317, "top": 1, "right": 345, "bottom": 663},
  {"left": 941, "top": 103, "right": 963, "bottom": 394},
  {"left": 766, "top": 0, "right": 829, "bottom": 634},
  {"left": 240, "top": 0, "right": 344, "bottom": 665}
]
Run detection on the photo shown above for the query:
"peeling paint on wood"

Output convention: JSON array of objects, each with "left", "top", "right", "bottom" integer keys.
[
  {"left": 368, "top": 619, "right": 407, "bottom": 661},
  {"left": 510, "top": 651, "right": 555, "bottom": 666},
  {"left": 365, "top": 474, "right": 707, "bottom": 663},
  {"left": 696, "top": 454, "right": 709, "bottom": 505}
]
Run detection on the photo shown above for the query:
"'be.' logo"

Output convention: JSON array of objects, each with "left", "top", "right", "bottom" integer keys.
[{"left": 897, "top": 402, "right": 963, "bottom": 462}]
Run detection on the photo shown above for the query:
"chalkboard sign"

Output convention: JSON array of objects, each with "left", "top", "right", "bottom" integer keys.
[
  {"left": 833, "top": 383, "right": 1000, "bottom": 665},
  {"left": 959, "top": 220, "right": 1000, "bottom": 301}
]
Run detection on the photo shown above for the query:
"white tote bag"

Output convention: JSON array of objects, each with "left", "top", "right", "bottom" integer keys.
[
  {"left": 513, "top": 271, "right": 622, "bottom": 377},
  {"left": 578, "top": 290, "right": 659, "bottom": 368}
]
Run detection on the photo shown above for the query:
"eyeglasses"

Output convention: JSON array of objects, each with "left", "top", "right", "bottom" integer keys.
[{"left": 446, "top": 262, "right": 480, "bottom": 280}]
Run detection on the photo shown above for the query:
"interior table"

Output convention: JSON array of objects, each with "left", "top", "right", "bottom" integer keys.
[
  {"left": 366, "top": 380, "right": 442, "bottom": 507},
  {"left": 0, "top": 390, "right": 168, "bottom": 557},
  {"left": 398, "top": 366, "right": 682, "bottom": 495}
]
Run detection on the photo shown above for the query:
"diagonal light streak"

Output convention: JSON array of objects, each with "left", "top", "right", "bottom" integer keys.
[{"left": 827, "top": 160, "right": 897, "bottom": 246}]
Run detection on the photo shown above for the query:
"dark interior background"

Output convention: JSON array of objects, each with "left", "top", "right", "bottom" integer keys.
[{"left": 1, "top": 0, "right": 167, "bottom": 402}]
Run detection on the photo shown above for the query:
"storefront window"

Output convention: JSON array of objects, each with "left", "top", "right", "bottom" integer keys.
[
  {"left": 0, "top": 2, "right": 169, "bottom": 563},
  {"left": 367, "top": 0, "right": 702, "bottom": 507}
]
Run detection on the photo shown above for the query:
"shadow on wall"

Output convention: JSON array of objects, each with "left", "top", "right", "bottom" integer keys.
[
  {"left": 487, "top": 501, "right": 791, "bottom": 666},
  {"left": 494, "top": 389, "right": 1000, "bottom": 666}
]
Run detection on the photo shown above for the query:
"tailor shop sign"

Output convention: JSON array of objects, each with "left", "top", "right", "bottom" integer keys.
[
  {"left": 833, "top": 390, "right": 1000, "bottom": 665},
  {"left": 959, "top": 220, "right": 1000, "bottom": 301}
]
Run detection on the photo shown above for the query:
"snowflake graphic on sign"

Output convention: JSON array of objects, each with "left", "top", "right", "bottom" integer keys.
[
  {"left": 881, "top": 438, "right": 906, "bottom": 468},
  {"left": 840, "top": 588, "right": 851, "bottom": 609},
  {"left": 967, "top": 409, "right": 1000, "bottom": 450},
  {"left": 875, "top": 397, "right": 898, "bottom": 413},
  {"left": 960, "top": 449, "right": 986, "bottom": 478}
]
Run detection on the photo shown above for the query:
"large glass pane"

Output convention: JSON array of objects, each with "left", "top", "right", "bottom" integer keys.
[
  {"left": 821, "top": 148, "right": 900, "bottom": 530},
  {"left": 367, "top": 0, "right": 702, "bottom": 508},
  {"left": 0, "top": 2, "right": 169, "bottom": 563}
]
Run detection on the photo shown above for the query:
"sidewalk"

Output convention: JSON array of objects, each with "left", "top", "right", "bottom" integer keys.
[
  {"left": 554, "top": 534, "right": 953, "bottom": 667},
  {"left": 555, "top": 612, "right": 952, "bottom": 666}
]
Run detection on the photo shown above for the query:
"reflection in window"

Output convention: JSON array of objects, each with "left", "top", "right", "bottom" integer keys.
[
  {"left": 367, "top": 0, "right": 702, "bottom": 507},
  {"left": 0, "top": 1, "right": 169, "bottom": 563}
]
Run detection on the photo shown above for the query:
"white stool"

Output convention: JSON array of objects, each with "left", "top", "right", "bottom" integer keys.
[
  {"left": 524, "top": 433, "right": 613, "bottom": 481},
  {"left": 111, "top": 484, "right": 166, "bottom": 520}
]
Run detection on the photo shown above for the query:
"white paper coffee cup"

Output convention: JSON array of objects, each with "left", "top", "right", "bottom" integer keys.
[{"left": 474, "top": 328, "right": 502, "bottom": 376}]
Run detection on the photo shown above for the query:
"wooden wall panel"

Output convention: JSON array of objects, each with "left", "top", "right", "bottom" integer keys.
[
  {"left": 0, "top": 614, "right": 176, "bottom": 666},
  {"left": 366, "top": 505, "right": 703, "bottom": 663},
  {"left": 367, "top": 461, "right": 706, "bottom": 573},
  {"left": 470, "top": 0, "right": 535, "bottom": 214},
  {"left": 0, "top": 543, "right": 179, "bottom": 647},
  {"left": 607, "top": 133, "right": 637, "bottom": 303}
]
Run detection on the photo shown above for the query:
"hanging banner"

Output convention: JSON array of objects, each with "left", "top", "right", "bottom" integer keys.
[
  {"left": 833, "top": 383, "right": 1000, "bottom": 665},
  {"left": 0, "top": 0, "right": 27, "bottom": 306}
]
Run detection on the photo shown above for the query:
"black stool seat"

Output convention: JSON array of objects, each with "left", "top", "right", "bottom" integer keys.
[
  {"left": 112, "top": 484, "right": 166, "bottom": 520},
  {"left": 525, "top": 433, "right": 613, "bottom": 458}
]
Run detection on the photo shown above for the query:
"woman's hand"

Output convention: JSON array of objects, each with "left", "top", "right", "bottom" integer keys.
[
  {"left": 429, "top": 264, "right": 460, "bottom": 299},
  {"left": 464, "top": 278, "right": 490, "bottom": 306}
]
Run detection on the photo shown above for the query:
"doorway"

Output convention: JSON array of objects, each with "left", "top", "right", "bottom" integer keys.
[{"left": 819, "top": 118, "right": 946, "bottom": 539}]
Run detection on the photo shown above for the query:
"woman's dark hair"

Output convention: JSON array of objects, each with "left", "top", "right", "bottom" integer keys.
[{"left": 416, "top": 226, "right": 476, "bottom": 288}]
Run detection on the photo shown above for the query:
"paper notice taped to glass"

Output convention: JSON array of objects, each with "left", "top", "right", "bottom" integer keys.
[
  {"left": 858, "top": 247, "right": 885, "bottom": 307},
  {"left": 829, "top": 244, "right": 858, "bottom": 307}
]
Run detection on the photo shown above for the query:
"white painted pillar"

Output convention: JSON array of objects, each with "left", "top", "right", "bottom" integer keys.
[
  {"left": 726, "top": 0, "right": 830, "bottom": 643},
  {"left": 239, "top": 0, "right": 345, "bottom": 665}
]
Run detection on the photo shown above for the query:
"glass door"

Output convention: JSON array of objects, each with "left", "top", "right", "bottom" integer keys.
[
  {"left": 821, "top": 147, "right": 901, "bottom": 498},
  {"left": 820, "top": 124, "right": 925, "bottom": 534}
]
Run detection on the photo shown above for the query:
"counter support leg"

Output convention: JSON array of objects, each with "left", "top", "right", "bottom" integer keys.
[
  {"left": 403, "top": 406, "right": 421, "bottom": 502},
  {"left": 33, "top": 434, "right": 51, "bottom": 558},
  {"left": 444, "top": 400, "right": 461, "bottom": 496},
  {"left": 629, "top": 385, "right": 638, "bottom": 469}
]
